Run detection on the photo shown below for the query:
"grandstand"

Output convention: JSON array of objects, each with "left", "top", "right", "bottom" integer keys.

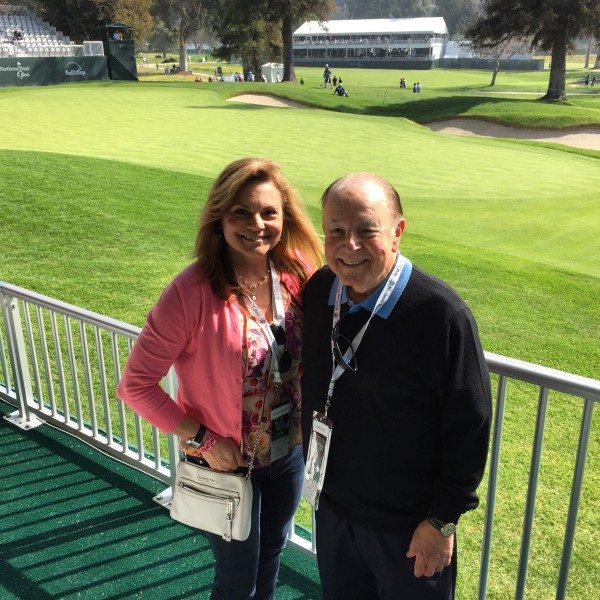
[
  {"left": 0, "top": 5, "right": 138, "bottom": 86},
  {"left": 293, "top": 17, "right": 448, "bottom": 69},
  {"left": 0, "top": 4, "right": 103, "bottom": 58}
]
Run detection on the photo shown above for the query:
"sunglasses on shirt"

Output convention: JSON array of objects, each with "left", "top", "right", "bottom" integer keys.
[
  {"left": 270, "top": 323, "right": 292, "bottom": 375},
  {"left": 331, "top": 317, "right": 358, "bottom": 373}
]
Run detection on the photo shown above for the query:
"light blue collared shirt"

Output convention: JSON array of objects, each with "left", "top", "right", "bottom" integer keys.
[{"left": 327, "top": 254, "right": 413, "bottom": 319}]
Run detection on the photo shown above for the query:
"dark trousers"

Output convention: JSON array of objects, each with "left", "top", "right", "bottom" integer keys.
[
  {"left": 315, "top": 494, "right": 456, "bottom": 600},
  {"left": 207, "top": 444, "right": 304, "bottom": 600}
]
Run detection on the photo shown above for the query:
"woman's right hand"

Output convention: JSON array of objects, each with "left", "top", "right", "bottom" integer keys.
[{"left": 202, "top": 435, "right": 248, "bottom": 472}]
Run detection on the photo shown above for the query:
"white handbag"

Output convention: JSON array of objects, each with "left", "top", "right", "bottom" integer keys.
[
  {"left": 170, "top": 459, "right": 253, "bottom": 542},
  {"left": 171, "top": 304, "right": 277, "bottom": 542},
  {"left": 170, "top": 374, "right": 267, "bottom": 542}
]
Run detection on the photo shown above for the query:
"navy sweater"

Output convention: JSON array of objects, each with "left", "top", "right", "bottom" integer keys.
[{"left": 301, "top": 265, "right": 492, "bottom": 534}]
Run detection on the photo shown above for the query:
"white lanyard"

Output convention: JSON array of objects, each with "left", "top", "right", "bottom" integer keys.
[
  {"left": 241, "top": 259, "right": 286, "bottom": 385},
  {"left": 325, "top": 253, "right": 406, "bottom": 415}
]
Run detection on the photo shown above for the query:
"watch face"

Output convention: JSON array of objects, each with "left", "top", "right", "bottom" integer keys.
[{"left": 441, "top": 523, "right": 456, "bottom": 536}]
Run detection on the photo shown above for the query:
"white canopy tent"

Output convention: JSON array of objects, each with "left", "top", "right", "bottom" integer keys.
[{"left": 261, "top": 62, "right": 283, "bottom": 82}]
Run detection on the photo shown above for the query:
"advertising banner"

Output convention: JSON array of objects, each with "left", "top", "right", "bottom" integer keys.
[{"left": 0, "top": 57, "right": 109, "bottom": 87}]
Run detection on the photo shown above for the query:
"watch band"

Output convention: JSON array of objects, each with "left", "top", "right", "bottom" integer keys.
[
  {"left": 427, "top": 516, "right": 456, "bottom": 537},
  {"left": 186, "top": 424, "right": 207, "bottom": 450}
]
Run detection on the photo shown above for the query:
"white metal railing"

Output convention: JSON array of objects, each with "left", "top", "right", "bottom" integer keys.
[{"left": 1, "top": 281, "right": 598, "bottom": 594}]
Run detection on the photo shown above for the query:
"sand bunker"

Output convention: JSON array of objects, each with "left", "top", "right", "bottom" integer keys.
[
  {"left": 426, "top": 118, "right": 600, "bottom": 151},
  {"left": 227, "top": 96, "right": 599, "bottom": 150},
  {"left": 227, "top": 94, "right": 308, "bottom": 109}
]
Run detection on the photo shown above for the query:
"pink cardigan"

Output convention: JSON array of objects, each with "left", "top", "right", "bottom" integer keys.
[{"left": 116, "top": 262, "right": 302, "bottom": 443}]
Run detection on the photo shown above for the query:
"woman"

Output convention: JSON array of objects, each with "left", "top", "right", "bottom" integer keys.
[{"left": 117, "top": 158, "right": 322, "bottom": 599}]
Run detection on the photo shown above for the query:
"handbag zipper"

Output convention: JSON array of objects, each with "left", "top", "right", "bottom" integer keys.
[{"left": 178, "top": 482, "right": 241, "bottom": 507}]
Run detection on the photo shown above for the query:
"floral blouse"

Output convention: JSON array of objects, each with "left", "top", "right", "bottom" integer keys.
[{"left": 239, "top": 287, "right": 303, "bottom": 468}]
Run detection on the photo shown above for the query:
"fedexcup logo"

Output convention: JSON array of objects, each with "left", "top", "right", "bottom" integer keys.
[
  {"left": 65, "top": 62, "right": 86, "bottom": 77},
  {"left": 0, "top": 61, "right": 30, "bottom": 78}
]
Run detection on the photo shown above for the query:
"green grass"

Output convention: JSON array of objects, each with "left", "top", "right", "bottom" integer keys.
[
  {"left": 0, "top": 70, "right": 599, "bottom": 600},
  {"left": 144, "top": 61, "right": 600, "bottom": 127}
]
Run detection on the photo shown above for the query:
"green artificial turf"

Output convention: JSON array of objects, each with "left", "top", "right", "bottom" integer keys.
[
  {"left": 1, "top": 74, "right": 598, "bottom": 600},
  {"left": 0, "top": 401, "right": 322, "bottom": 599}
]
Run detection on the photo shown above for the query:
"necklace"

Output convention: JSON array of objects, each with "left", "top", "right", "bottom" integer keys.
[{"left": 236, "top": 267, "right": 270, "bottom": 300}]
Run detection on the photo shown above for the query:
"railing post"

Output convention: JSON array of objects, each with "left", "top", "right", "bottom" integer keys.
[
  {"left": 1, "top": 292, "right": 43, "bottom": 429},
  {"left": 515, "top": 387, "right": 549, "bottom": 600},
  {"left": 153, "top": 366, "right": 179, "bottom": 509},
  {"left": 555, "top": 398, "right": 595, "bottom": 600},
  {"left": 478, "top": 375, "right": 508, "bottom": 600}
]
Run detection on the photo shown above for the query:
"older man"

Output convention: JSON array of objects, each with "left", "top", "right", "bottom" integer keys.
[{"left": 301, "top": 173, "right": 492, "bottom": 599}]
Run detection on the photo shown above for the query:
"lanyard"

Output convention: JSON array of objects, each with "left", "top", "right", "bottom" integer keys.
[
  {"left": 324, "top": 253, "right": 407, "bottom": 416},
  {"left": 241, "top": 259, "right": 286, "bottom": 385}
]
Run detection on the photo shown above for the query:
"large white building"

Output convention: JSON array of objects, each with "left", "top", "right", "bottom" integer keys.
[{"left": 293, "top": 18, "right": 448, "bottom": 66}]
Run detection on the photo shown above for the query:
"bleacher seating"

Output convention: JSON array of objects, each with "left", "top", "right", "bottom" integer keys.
[{"left": 0, "top": 4, "right": 76, "bottom": 58}]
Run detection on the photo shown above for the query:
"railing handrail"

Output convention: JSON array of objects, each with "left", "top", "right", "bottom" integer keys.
[
  {"left": 2, "top": 280, "right": 597, "bottom": 401},
  {"left": 484, "top": 351, "right": 600, "bottom": 401},
  {"left": 0, "top": 281, "right": 140, "bottom": 339}
]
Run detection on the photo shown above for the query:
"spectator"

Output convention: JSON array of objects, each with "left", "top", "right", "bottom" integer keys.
[
  {"left": 323, "top": 64, "right": 332, "bottom": 88},
  {"left": 333, "top": 84, "right": 348, "bottom": 97},
  {"left": 332, "top": 75, "right": 338, "bottom": 87},
  {"left": 117, "top": 157, "right": 322, "bottom": 600},
  {"left": 301, "top": 173, "right": 491, "bottom": 600}
]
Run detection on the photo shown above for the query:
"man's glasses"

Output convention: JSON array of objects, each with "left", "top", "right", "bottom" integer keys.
[
  {"left": 270, "top": 324, "right": 292, "bottom": 374},
  {"left": 331, "top": 318, "right": 358, "bottom": 373}
]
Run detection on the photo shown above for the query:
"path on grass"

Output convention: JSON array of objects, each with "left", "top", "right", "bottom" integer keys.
[{"left": 426, "top": 118, "right": 600, "bottom": 151}]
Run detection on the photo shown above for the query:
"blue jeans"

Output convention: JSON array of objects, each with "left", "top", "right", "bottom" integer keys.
[{"left": 207, "top": 443, "right": 304, "bottom": 600}]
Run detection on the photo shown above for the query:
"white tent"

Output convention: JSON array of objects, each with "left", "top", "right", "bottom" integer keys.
[{"left": 261, "top": 62, "right": 283, "bottom": 83}]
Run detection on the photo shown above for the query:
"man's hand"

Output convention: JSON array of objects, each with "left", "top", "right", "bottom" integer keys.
[{"left": 406, "top": 519, "right": 454, "bottom": 577}]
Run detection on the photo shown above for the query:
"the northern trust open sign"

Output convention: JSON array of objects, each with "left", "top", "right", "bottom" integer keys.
[{"left": 0, "top": 57, "right": 108, "bottom": 86}]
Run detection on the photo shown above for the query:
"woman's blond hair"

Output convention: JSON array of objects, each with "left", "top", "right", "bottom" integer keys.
[{"left": 195, "top": 158, "right": 323, "bottom": 299}]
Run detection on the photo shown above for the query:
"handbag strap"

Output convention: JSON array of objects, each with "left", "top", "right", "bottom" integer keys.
[{"left": 245, "top": 354, "right": 272, "bottom": 479}]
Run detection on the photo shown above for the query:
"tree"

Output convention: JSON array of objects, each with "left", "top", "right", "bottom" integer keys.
[
  {"left": 466, "top": 0, "right": 600, "bottom": 101},
  {"left": 153, "top": 0, "right": 207, "bottom": 71},
  {"left": 435, "top": 0, "right": 480, "bottom": 37},
  {"left": 209, "top": 0, "right": 334, "bottom": 81},
  {"left": 148, "top": 19, "right": 177, "bottom": 56},
  {"left": 113, "top": 0, "right": 153, "bottom": 43},
  {"left": 263, "top": 0, "right": 335, "bottom": 81},
  {"left": 208, "top": 0, "right": 282, "bottom": 75},
  {"left": 33, "top": 0, "right": 153, "bottom": 43},
  {"left": 472, "top": 36, "right": 531, "bottom": 85}
]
